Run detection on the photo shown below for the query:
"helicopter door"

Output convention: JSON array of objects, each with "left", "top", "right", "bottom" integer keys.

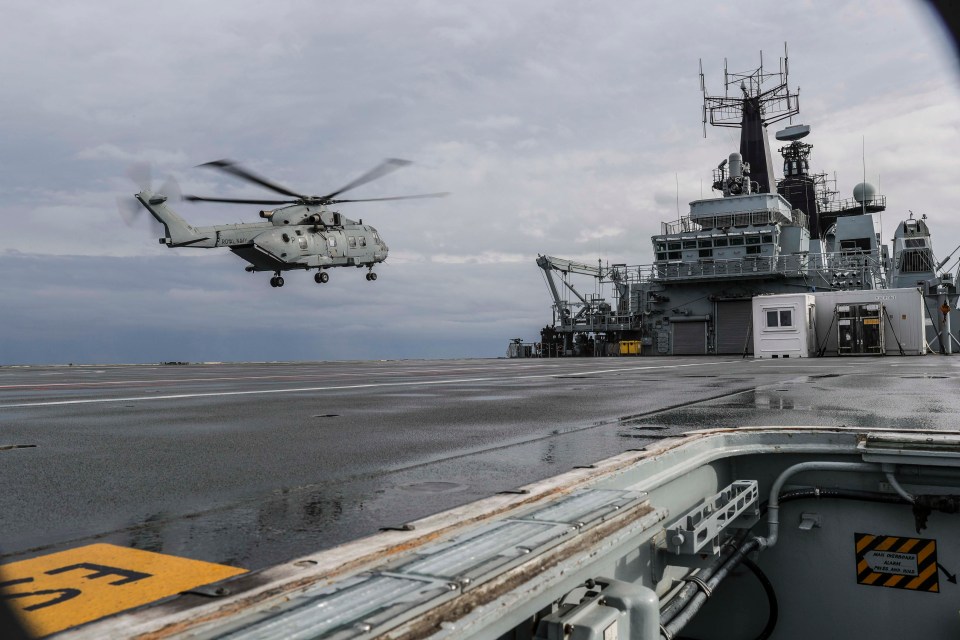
[{"left": 326, "top": 234, "right": 343, "bottom": 258}]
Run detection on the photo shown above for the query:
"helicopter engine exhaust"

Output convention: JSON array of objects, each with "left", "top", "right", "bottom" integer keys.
[{"left": 259, "top": 210, "right": 275, "bottom": 219}]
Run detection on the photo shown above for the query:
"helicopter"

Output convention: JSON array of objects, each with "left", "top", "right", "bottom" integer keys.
[{"left": 128, "top": 158, "right": 445, "bottom": 287}]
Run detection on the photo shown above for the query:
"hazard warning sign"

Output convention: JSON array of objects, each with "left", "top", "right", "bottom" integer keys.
[
  {"left": 0, "top": 543, "right": 246, "bottom": 636},
  {"left": 855, "top": 532, "right": 939, "bottom": 592}
]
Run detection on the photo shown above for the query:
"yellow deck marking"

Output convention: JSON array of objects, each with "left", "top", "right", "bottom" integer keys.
[{"left": 0, "top": 543, "right": 246, "bottom": 636}]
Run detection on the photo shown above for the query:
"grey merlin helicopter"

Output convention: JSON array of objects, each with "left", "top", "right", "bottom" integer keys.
[{"left": 129, "top": 158, "right": 445, "bottom": 287}]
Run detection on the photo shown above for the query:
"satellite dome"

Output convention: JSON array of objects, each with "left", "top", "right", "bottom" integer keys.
[{"left": 853, "top": 182, "right": 876, "bottom": 204}]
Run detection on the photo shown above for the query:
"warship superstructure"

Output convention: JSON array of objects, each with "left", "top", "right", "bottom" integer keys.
[{"left": 535, "top": 52, "right": 959, "bottom": 358}]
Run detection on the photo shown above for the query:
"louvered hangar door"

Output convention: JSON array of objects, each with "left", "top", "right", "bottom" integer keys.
[
  {"left": 716, "top": 301, "right": 753, "bottom": 355},
  {"left": 672, "top": 322, "right": 707, "bottom": 355}
]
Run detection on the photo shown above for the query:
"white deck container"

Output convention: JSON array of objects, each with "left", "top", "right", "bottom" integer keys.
[
  {"left": 812, "top": 287, "right": 926, "bottom": 355},
  {"left": 752, "top": 293, "right": 816, "bottom": 358}
]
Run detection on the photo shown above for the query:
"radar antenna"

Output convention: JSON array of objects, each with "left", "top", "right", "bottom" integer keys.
[{"left": 699, "top": 43, "right": 799, "bottom": 194}]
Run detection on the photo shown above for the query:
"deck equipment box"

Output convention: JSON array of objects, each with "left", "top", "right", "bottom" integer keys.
[{"left": 752, "top": 294, "right": 816, "bottom": 358}]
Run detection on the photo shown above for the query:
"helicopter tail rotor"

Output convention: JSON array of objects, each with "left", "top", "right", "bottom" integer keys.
[{"left": 119, "top": 164, "right": 177, "bottom": 236}]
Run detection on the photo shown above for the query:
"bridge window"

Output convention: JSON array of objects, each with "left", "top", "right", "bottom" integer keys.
[
  {"left": 762, "top": 234, "right": 773, "bottom": 243},
  {"left": 697, "top": 239, "right": 712, "bottom": 248},
  {"left": 668, "top": 242, "right": 681, "bottom": 251},
  {"left": 714, "top": 238, "right": 729, "bottom": 247},
  {"left": 683, "top": 240, "right": 697, "bottom": 249},
  {"left": 746, "top": 236, "right": 761, "bottom": 245},
  {"left": 746, "top": 245, "right": 761, "bottom": 255},
  {"left": 839, "top": 238, "right": 872, "bottom": 253},
  {"left": 729, "top": 237, "right": 744, "bottom": 246}
]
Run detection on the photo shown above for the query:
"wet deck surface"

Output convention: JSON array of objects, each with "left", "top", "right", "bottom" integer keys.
[{"left": 2, "top": 356, "right": 958, "bottom": 571}]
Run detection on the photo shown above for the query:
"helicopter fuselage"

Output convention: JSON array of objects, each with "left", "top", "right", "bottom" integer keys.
[
  {"left": 136, "top": 193, "right": 389, "bottom": 284},
  {"left": 131, "top": 157, "right": 438, "bottom": 287}
]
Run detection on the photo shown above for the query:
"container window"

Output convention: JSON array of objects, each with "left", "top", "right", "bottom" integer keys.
[{"left": 766, "top": 308, "right": 794, "bottom": 328}]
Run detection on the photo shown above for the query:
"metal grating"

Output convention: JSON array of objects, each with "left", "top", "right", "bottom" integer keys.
[
  {"left": 220, "top": 574, "right": 453, "bottom": 640},
  {"left": 400, "top": 520, "right": 572, "bottom": 581},
  {"left": 205, "top": 489, "right": 647, "bottom": 639}
]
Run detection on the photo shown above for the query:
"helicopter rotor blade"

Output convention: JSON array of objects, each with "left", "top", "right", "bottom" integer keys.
[
  {"left": 183, "top": 195, "right": 298, "bottom": 205},
  {"left": 326, "top": 192, "right": 449, "bottom": 204},
  {"left": 126, "top": 162, "right": 152, "bottom": 192},
  {"left": 198, "top": 159, "right": 305, "bottom": 199},
  {"left": 318, "top": 158, "right": 412, "bottom": 202}
]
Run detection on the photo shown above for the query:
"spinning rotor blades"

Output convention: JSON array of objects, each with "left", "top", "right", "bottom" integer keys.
[{"left": 185, "top": 158, "right": 446, "bottom": 207}]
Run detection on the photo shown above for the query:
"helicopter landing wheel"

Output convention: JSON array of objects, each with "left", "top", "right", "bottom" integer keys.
[
  {"left": 366, "top": 272, "right": 378, "bottom": 281},
  {"left": 270, "top": 276, "right": 284, "bottom": 287},
  {"left": 315, "top": 271, "right": 329, "bottom": 284},
  {"left": 275, "top": 276, "right": 284, "bottom": 287}
]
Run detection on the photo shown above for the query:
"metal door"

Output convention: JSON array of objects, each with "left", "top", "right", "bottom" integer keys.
[
  {"left": 672, "top": 321, "right": 708, "bottom": 355},
  {"left": 715, "top": 301, "right": 753, "bottom": 354},
  {"left": 837, "top": 303, "right": 884, "bottom": 355}
]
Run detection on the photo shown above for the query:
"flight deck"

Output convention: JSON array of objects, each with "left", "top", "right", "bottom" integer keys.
[{"left": 2, "top": 356, "right": 958, "bottom": 576}]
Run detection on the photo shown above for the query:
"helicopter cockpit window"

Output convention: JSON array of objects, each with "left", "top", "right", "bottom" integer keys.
[
  {"left": 348, "top": 236, "right": 357, "bottom": 248},
  {"left": 359, "top": 237, "right": 367, "bottom": 247}
]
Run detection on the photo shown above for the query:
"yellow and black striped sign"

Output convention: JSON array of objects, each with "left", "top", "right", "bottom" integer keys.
[{"left": 855, "top": 532, "right": 939, "bottom": 592}]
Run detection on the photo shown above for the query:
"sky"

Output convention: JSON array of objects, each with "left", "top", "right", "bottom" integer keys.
[{"left": 1, "top": 1, "right": 958, "bottom": 364}]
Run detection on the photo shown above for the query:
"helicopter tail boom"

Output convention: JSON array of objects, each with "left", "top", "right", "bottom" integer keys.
[{"left": 135, "top": 192, "right": 212, "bottom": 248}]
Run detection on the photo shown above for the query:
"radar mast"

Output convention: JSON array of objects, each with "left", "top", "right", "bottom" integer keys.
[{"left": 700, "top": 44, "right": 799, "bottom": 195}]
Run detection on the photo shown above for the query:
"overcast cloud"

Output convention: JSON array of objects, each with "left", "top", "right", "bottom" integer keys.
[{"left": 1, "top": 1, "right": 957, "bottom": 364}]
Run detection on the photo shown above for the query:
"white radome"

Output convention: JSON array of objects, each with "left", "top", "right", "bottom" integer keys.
[{"left": 853, "top": 182, "right": 876, "bottom": 204}]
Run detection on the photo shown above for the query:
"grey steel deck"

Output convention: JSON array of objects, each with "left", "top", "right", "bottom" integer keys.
[{"left": 1, "top": 356, "right": 958, "bottom": 570}]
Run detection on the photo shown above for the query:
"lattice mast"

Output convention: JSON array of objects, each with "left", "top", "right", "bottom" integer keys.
[{"left": 700, "top": 44, "right": 799, "bottom": 195}]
